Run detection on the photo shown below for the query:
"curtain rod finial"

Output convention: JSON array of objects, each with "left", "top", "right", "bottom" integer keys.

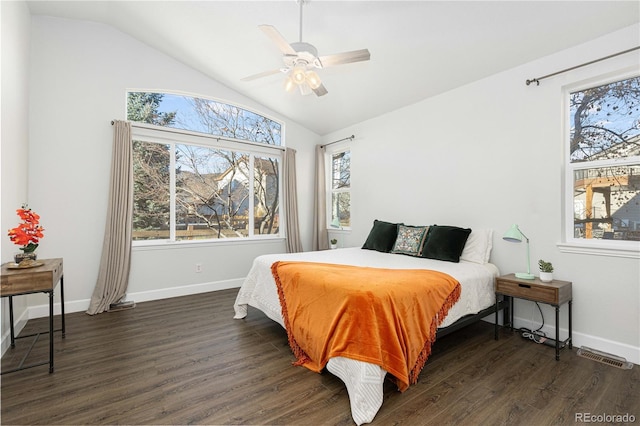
[{"left": 526, "top": 79, "right": 540, "bottom": 86}]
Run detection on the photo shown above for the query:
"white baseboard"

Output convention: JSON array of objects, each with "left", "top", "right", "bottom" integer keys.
[
  {"left": 125, "top": 278, "right": 244, "bottom": 304},
  {"left": 514, "top": 316, "right": 640, "bottom": 366},
  {"left": 1, "top": 278, "right": 243, "bottom": 353},
  {"left": 26, "top": 278, "right": 244, "bottom": 318}
]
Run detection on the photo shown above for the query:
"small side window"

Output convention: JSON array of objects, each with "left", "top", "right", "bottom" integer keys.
[{"left": 328, "top": 149, "right": 351, "bottom": 229}]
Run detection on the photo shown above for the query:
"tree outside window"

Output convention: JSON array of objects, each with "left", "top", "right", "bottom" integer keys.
[
  {"left": 569, "top": 76, "right": 640, "bottom": 242},
  {"left": 329, "top": 150, "right": 351, "bottom": 228},
  {"left": 127, "top": 92, "right": 282, "bottom": 242}
]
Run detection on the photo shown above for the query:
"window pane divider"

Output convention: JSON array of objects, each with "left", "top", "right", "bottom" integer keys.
[
  {"left": 169, "top": 141, "right": 177, "bottom": 241},
  {"left": 131, "top": 122, "right": 285, "bottom": 152}
]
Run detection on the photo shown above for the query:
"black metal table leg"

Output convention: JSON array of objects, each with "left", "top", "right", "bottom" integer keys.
[
  {"left": 568, "top": 300, "right": 573, "bottom": 349},
  {"left": 494, "top": 294, "right": 499, "bottom": 340},
  {"left": 49, "top": 290, "right": 54, "bottom": 373},
  {"left": 60, "top": 275, "right": 66, "bottom": 338},
  {"left": 509, "top": 296, "right": 514, "bottom": 332},
  {"left": 555, "top": 305, "right": 560, "bottom": 361},
  {"left": 9, "top": 296, "right": 15, "bottom": 347}
]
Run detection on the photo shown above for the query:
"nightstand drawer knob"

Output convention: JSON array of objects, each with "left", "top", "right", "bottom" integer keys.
[{"left": 518, "top": 283, "right": 531, "bottom": 288}]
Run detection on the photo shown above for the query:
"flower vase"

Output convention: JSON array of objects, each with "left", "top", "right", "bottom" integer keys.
[{"left": 14, "top": 251, "right": 37, "bottom": 265}]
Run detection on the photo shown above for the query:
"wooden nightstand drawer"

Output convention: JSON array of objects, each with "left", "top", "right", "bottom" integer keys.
[
  {"left": 495, "top": 275, "right": 572, "bottom": 306},
  {"left": 495, "top": 279, "right": 557, "bottom": 304}
]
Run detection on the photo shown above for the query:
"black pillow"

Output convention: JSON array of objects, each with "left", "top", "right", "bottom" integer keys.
[
  {"left": 422, "top": 225, "right": 472, "bottom": 262},
  {"left": 362, "top": 220, "right": 401, "bottom": 253}
]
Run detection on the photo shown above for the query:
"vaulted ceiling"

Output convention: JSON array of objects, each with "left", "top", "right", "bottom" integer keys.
[{"left": 27, "top": 1, "right": 640, "bottom": 135}]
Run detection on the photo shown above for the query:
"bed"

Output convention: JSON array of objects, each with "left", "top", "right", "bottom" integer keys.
[{"left": 233, "top": 225, "right": 500, "bottom": 425}]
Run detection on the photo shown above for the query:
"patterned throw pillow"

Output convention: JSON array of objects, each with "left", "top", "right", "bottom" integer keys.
[{"left": 390, "top": 225, "right": 429, "bottom": 256}]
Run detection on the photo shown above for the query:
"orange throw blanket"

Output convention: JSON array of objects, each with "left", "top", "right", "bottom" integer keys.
[{"left": 271, "top": 261, "right": 461, "bottom": 391}]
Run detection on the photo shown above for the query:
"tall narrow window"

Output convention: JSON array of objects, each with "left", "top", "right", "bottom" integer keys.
[
  {"left": 328, "top": 149, "right": 351, "bottom": 229},
  {"left": 128, "top": 92, "right": 283, "bottom": 244},
  {"left": 566, "top": 75, "right": 640, "bottom": 247}
]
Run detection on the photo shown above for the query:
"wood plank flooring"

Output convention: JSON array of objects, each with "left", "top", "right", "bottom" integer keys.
[{"left": 2, "top": 289, "right": 638, "bottom": 425}]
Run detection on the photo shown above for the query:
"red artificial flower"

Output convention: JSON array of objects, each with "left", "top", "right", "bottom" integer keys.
[{"left": 7, "top": 205, "right": 44, "bottom": 252}]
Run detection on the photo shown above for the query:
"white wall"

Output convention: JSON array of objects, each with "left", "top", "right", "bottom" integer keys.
[
  {"left": 321, "top": 24, "right": 640, "bottom": 364},
  {"left": 5, "top": 7, "right": 638, "bottom": 365},
  {"left": 1, "top": 1, "right": 32, "bottom": 353},
  {"left": 23, "top": 16, "right": 319, "bottom": 314}
]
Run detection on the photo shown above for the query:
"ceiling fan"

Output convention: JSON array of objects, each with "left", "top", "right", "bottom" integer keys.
[{"left": 241, "top": 1, "right": 371, "bottom": 97}]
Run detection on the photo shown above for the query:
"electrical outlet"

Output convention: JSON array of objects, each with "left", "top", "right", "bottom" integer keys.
[{"left": 195, "top": 263, "right": 202, "bottom": 273}]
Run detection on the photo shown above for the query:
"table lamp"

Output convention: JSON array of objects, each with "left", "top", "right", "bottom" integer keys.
[{"left": 503, "top": 224, "right": 535, "bottom": 279}]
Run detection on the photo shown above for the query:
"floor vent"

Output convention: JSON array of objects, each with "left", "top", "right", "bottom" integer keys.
[{"left": 577, "top": 346, "right": 633, "bottom": 370}]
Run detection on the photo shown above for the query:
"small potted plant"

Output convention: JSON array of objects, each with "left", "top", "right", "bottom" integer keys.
[
  {"left": 538, "top": 259, "right": 554, "bottom": 282},
  {"left": 330, "top": 238, "right": 338, "bottom": 249}
]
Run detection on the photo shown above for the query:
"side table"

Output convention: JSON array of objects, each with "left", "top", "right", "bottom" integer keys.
[
  {"left": 494, "top": 273, "right": 572, "bottom": 360},
  {"left": 1, "top": 258, "right": 65, "bottom": 374}
]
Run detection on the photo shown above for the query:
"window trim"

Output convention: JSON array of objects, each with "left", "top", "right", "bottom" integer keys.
[
  {"left": 560, "top": 70, "right": 640, "bottom": 258},
  {"left": 131, "top": 123, "right": 285, "bottom": 247},
  {"left": 325, "top": 145, "right": 352, "bottom": 231}
]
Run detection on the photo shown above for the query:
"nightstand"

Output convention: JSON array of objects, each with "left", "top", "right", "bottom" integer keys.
[
  {"left": 494, "top": 273, "right": 572, "bottom": 360},
  {"left": 1, "top": 258, "right": 65, "bottom": 374}
]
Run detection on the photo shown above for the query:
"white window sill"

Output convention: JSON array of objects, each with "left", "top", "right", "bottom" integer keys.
[
  {"left": 132, "top": 237, "right": 285, "bottom": 251},
  {"left": 327, "top": 228, "right": 351, "bottom": 234},
  {"left": 557, "top": 241, "right": 640, "bottom": 259}
]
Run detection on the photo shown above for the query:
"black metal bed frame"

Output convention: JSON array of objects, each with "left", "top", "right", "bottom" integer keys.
[{"left": 436, "top": 297, "right": 509, "bottom": 339}]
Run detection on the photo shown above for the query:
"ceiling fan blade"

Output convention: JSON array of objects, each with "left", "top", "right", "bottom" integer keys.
[
  {"left": 313, "top": 83, "right": 328, "bottom": 97},
  {"left": 241, "top": 68, "right": 285, "bottom": 82},
  {"left": 259, "top": 24, "right": 296, "bottom": 55},
  {"left": 317, "top": 49, "right": 371, "bottom": 68}
]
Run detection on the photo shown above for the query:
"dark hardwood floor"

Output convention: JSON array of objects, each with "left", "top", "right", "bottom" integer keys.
[{"left": 1, "top": 289, "right": 638, "bottom": 425}]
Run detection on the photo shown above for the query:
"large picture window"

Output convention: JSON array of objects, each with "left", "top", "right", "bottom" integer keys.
[
  {"left": 565, "top": 75, "right": 640, "bottom": 252},
  {"left": 128, "top": 92, "right": 283, "bottom": 244}
]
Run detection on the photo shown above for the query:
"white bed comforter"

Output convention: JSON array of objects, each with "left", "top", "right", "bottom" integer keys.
[{"left": 233, "top": 247, "right": 499, "bottom": 425}]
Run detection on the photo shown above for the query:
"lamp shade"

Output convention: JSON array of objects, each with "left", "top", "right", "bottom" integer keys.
[
  {"left": 503, "top": 224, "right": 525, "bottom": 243},
  {"left": 291, "top": 64, "right": 306, "bottom": 84},
  {"left": 283, "top": 76, "right": 295, "bottom": 92},
  {"left": 306, "top": 70, "right": 322, "bottom": 89}
]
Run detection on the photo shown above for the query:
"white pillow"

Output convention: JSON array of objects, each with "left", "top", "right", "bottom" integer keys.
[{"left": 460, "top": 228, "right": 493, "bottom": 264}]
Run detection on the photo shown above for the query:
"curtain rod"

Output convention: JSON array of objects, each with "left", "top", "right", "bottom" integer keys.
[
  {"left": 321, "top": 135, "right": 355, "bottom": 148},
  {"left": 525, "top": 46, "right": 640, "bottom": 86},
  {"left": 111, "top": 120, "right": 286, "bottom": 151}
]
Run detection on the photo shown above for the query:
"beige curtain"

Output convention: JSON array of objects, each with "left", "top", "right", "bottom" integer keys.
[
  {"left": 284, "top": 148, "right": 303, "bottom": 253},
  {"left": 312, "top": 144, "right": 328, "bottom": 251},
  {"left": 87, "top": 120, "right": 133, "bottom": 315}
]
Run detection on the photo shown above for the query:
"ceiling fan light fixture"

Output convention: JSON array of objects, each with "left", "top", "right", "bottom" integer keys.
[
  {"left": 292, "top": 64, "right": 307, "bottom": 85},
  {"left": 243, "top": 2, "right": 370, "bottom": 98},
  {"left": 283, "top": 75, "right": 295, "bottom": 92},
  {"left": 306, "top": 70, "right": 322, "bottom": 89}
]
